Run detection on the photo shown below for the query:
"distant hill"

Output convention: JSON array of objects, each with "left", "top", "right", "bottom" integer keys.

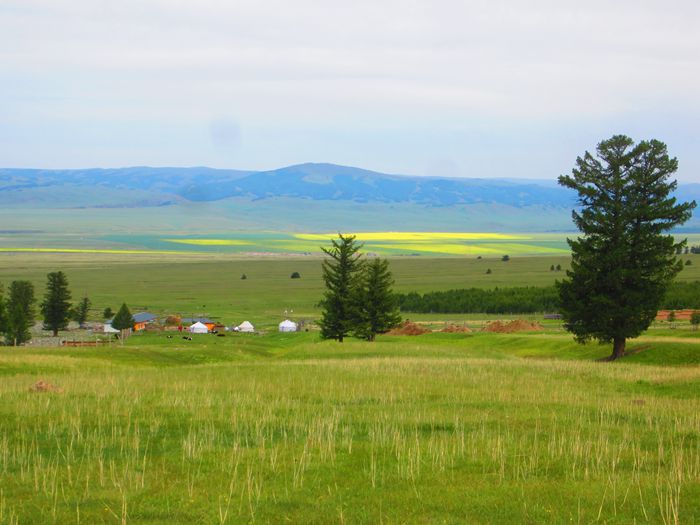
[{"left": 1, "top": 163, "right": 698, "bottom": 232}]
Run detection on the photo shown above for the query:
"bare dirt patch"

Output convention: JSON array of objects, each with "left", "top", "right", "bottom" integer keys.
[
  {"left": 482, "top": 320, "right": 543, "bottom": 333},
  {"left": 441, "top": 324, "right": 472, "bottom": 333},
  {"left": 388, "top": 321, "right": 431, "bottom": 336},
  {"left": 29, "top": 380, "right": 63, "bottom": 393}
]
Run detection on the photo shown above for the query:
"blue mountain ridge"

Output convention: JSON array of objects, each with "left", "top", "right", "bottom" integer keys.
[{"left": 1, "top": 162, "right": 698, "bottom": 210}]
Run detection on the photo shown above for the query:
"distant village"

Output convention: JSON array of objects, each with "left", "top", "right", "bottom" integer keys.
[{"left": 103, "top": 312, "right": 300, "bottom": 336}]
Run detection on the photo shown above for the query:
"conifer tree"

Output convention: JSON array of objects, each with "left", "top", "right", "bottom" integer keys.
[
  {"left": 558, "top": 135, "right": 695, "bottom": 360},
  {"left": 318, "top": 234, "right": 363, "bottom": 342},
  {"left": 0, "top": 284, "right": 6, "bottom": 338},
  {"left": 41, "top": 271, "right": 72, "bottom": 336},
  {"left": 111, "top": 303, "right": 135, "bottom": 340},
  {"left": 72, "top": 296, "right": 91, "bottom": 327},
  {"left": 354, "top": 258, "right": 401, "bottom": 341},
  {"left": 5, "top": 281, "right": 36, "bottom": 345}
]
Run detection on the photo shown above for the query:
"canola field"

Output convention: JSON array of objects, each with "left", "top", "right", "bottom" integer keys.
[
  {"left": 0, "top": 231, "right": 574, "bottom": 256},
  {"left": 3, "top": 231, "right": 700, "bottom": 257}
]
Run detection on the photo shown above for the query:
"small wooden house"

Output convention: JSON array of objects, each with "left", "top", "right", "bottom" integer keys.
[{"left": 133, "top": 312, "right": 158, "bottom": 331}]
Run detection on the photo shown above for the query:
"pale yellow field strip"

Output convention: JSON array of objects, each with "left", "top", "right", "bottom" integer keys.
[
  {"left": 370, "top": 243, "right": 568, "bottom": 255},
  {"left": 295, "top": 232, "right": 531, "bottom": 241}
]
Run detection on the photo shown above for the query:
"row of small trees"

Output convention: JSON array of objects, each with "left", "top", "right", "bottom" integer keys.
[
  {"left": 0, "top": 272, "right": 92, "bottom": 345},
  {"left": 318, "top": 234, "right": 401, "bottom": 342}
]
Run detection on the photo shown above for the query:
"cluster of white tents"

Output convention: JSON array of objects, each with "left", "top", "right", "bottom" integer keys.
[{"left": 106, "top": 319, "right": 299, "bottom": 335}]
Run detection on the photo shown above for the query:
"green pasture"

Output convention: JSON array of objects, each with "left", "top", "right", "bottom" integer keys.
[
  {"left": 2, "top": 252, "right": 700, "bottom": 327},
  {"left": 1, "top": 331, "right": 700, "bottom": 524},
  {"left": 1, "top": 253, "right": 700, "bottom": 522}
]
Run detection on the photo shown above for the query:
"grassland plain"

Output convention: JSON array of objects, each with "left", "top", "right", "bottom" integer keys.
[
  {"left": 1, "top": 253, "right": 700, "bottom": 523},
  {"left": 1, "top": 252, "right": 700, "bottom": 326},
  {"left": 1, "top": 332, "right": 700, "bottom": 524}
]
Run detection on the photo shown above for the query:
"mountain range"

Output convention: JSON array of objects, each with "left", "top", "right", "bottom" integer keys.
[{"left": 1, "top": 163, "right": 699, "bottom": 232}]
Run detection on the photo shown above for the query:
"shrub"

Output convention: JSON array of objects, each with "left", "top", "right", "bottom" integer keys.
[{"left": 291, "top": 272, "right": 301, "bottom": 279}]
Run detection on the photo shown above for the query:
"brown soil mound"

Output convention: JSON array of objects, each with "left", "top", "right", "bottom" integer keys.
[
  {"left": 656, "top": 309, "right": 696, "bottom": 321},
  {"left": 388, "top": 321, "right": 431, "bottom": 336},
  {"left": 441, "top": 324, "right": 472, "bottom": 333},
  {"left": 482, "top": 320, "right": 543, "bottom": 333},
  {"left": 29, "top": 380, "right": 63, "bottom": 393}
]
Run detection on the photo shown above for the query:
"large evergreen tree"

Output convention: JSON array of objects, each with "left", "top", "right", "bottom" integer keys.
[
  {"left": 40, "top": 271, "right": 72, "bottom": 336},
  {"left": 5, "top": 280, "right": 36, "bottom": 346},
  {"left": 318, "top": 234, "right": 364, "bottom": 342},
  {"left": 557, "top": 135, "right": 695, "bottom": 360},
  {"left": 354, "top": 258, "right": 401, "bottom": 341}
]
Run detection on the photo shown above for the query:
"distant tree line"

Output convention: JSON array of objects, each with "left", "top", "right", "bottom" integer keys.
[
  {"left": 397, "top": 281, "right": 700, "bottom": 314},
  {"left": 397, "top": 286, "right": 560, "bottom": 314}
]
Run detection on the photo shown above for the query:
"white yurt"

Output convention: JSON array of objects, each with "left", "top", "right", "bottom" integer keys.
[
  {"left": 189, "top": 321, "right": 209, "bottom": 334},
  {"left": 237, "top": 321, "right": 255, "bottom": 333},
  {"left": 278, "top": 319, "right": 298, "bottom": 332}
]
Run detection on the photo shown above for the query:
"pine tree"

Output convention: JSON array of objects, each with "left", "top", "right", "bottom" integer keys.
[
  {"left": 354, "top": 258, "right": 401, "bottom": 341},
  {"left": 318, "top": 234, "right": 363, "bottom": 342},
  {"left": 72, "top": 296, "right": 91, "bottom": 327},
  {"left": 5, "top": 281, "right": 36, "bottom": 345},
  {"left": 103, "top": 307, "right": 114, "bottom": 319},
  {"left": 40, "top": 271, "right": 72, "bottom": 336},
  {"left": 0, "top": 284, "right": 6, "bottom": 338},
  {"left": 111, "top": 303, "right": 135, "bottom": 340},
  {"left": 557, "top": 135, "right": 695, "bottom": 360}
]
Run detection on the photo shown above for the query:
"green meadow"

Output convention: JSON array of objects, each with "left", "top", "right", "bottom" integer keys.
[
  {"left": 1, "top": 253, "right": 700, "bottom": 523},
  {"left": 1, "top": 331, "right": 700, "bottom": 524},
  {"left": 2, "top": 251, "right": 700, "bottom": 325}
]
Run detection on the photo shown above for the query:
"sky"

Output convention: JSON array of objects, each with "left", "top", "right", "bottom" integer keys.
[{"left": 1, "top": 0, "right": 699, "bottom": 180}]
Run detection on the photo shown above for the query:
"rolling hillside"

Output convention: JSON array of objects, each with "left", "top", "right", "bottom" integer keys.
[{"left": 1, "top": 163, "right": 698, "bottom": 232}]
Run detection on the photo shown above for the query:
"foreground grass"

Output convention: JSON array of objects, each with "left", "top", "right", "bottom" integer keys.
[{"left": 1, "top": 332, "right": 699, "bottom": 523}]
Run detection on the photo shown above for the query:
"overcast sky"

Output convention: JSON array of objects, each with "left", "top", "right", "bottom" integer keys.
[{"left": 1, "top": 1, "right": 699, "bottom": 180}]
